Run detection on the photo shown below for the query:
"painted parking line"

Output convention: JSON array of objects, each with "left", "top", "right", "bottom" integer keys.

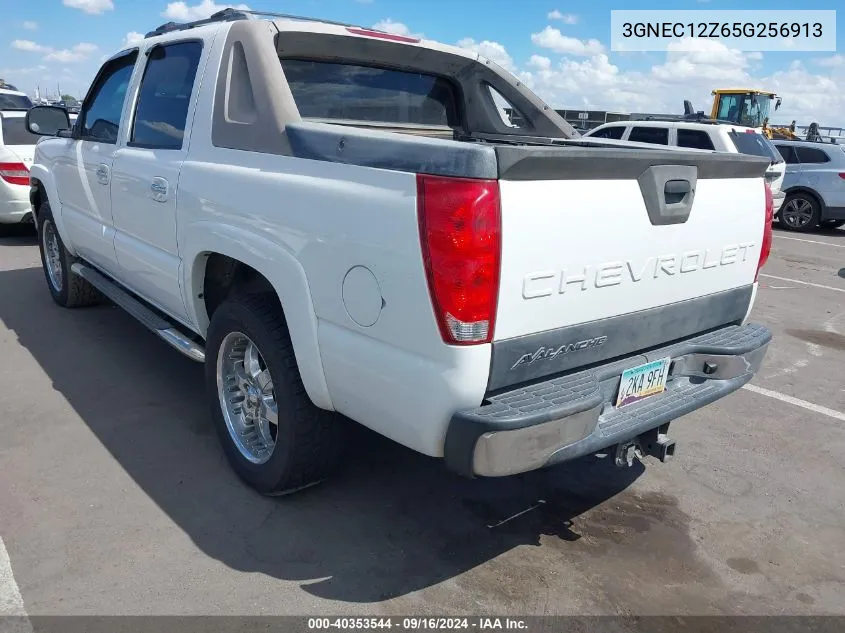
[
  {"left": 0, "top": 536, "right": 31, "bottom": 633},
  {"left": 773, "top": 235, "right": 845, "bottom": 249},
  {"left": 742, "top": 384, "right": 845, "bottom": 423},
  {"left": 759, "top": 274, "right": 845, "bottom": 294}
]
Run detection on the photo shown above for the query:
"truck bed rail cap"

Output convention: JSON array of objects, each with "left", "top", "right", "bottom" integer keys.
[
  {"left": 495, "top": 145, "right": 771, "bottom": 181},
  {"left": 286, "top": 121, "right": 498, "bottom": 180}
]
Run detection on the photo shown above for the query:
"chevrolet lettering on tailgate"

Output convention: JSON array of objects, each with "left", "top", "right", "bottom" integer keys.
[{"left": 522, "top": 243, "right": 757, "bottom": 299}]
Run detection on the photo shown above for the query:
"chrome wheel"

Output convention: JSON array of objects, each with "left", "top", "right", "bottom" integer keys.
[
  {"left": 216, "top": 332, "right": 278, "bottom": 464},
  {"left": 781, "top": 198, "right": 815, "bottom": 229},
  {"left": 42, "top": 219, "right": 63, "bottom": 292}
]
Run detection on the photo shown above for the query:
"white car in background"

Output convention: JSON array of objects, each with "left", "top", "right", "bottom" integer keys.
[
  {"left": 585, "top": 119, "right": 786, "bottom": 214},
  {"left": 0, "top": 87, "right": 33, "bottom": 110},
  {"left": 0, "top": 101, "right": 75, "bottom": 235},
  {"left": 0, "top": 109, "right": 38, "bottom": 234}
]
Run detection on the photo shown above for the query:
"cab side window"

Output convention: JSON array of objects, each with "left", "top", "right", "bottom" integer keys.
[{"left": 79, "top": 52, "right": 139, "bottom": 143}]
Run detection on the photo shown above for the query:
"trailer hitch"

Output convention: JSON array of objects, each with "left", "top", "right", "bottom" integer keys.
[{"left": 613, "top": 423, "right": 676, "bottom": 468}]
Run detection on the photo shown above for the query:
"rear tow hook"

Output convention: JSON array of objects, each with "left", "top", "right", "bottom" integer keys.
[
  {"left": 614, "top": 440, "right": 644, "bottom": 468},
  {"left": 614, "top": 424, "right": 677, "bottom": 467}
]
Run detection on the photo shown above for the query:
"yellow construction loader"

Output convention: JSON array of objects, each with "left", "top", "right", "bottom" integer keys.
[{"left": 707, "top": 89, "right": 801, "bottom": 139}]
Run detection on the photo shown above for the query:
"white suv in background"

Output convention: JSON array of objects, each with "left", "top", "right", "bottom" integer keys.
[{"left": 585, "top": 120, "right": 786, "bottom": 214}]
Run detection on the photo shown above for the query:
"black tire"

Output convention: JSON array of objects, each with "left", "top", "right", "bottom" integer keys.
[
  {"left": 205, "top": 293, "right": 345, "bottom": 495},
  {"left": 36, "top": 201, "right": 101, "bottom": 308},
  {"left": 778, "top": 193, "right": 821, "bottom": 232},
  {"left": 821, "top": 219, "right": 845, "bottom": 229}
]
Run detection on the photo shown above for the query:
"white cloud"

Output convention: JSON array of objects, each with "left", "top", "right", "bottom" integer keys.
[
  {"left": 162, "top": 0, "right": 250, "bottom": 22},
  {"left": 816, "top": 55, "right": 845, "bottom": 68},
  {"left": 531, "top": 26, "right": 604, "bottom": 56},
  {"left": 652, "top": 39, "right": 756, "bottom": 83},
  {"left": 528, "top": 54, "right": 551, "bottom": 70},
  {"left": 517, "top": 35, "right": 844, "bottom": 125},
  {"left": 372, "top": 19, "right": 423, "bottom": 39},
  {"left": 0, "top": 65, "right": 48, "bottom": 77},
  {"left": 457, "top": 38, "right": 515, "bottom": 71},
  {"left": 123, "top": 32, "right": 145, "bottom": 47},
  {"left": 44, "top": 42, "right": 98, "bottom": 63},
  {"left": 12, "top": 39, "right": 51, "bottom": 53},
  {"left": 547, "top": 10, "right": 578, "bottom": 24},
  {"left": 62, "top": 0, "right": 114, "bottom": 14},
  {"left": 22, "top": 21, "right": 38, "bottom": 30}
]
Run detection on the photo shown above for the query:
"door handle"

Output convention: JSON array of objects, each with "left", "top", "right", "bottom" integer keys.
[
  {"left": 150, "top": 177, "right": 169, "bottom": 202},
  {"left": 95, "top": 164, "right": 109, "bottom": 185}
]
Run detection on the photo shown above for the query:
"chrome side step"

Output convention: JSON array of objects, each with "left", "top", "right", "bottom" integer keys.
[{"left": 70, "top": 262, "right": 206, "bottom": 363}]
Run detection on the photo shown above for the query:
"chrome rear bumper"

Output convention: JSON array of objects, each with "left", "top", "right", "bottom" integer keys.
[{"left": 445, "top": 323, "right": 771, "bottom": 477}]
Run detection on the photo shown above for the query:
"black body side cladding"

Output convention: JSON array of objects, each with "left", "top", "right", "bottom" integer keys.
[{"left": 488, "top": 285, "right": 754, "bottom": 392}]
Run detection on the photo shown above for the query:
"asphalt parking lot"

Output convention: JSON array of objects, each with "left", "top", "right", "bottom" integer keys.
[{"left": 1, "top": 224, "right": 844, "bottom": 618}]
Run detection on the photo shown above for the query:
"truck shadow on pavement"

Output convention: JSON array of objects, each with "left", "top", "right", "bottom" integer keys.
[{"left": 0, "top": 265, "right": 653, "bottom": 604}]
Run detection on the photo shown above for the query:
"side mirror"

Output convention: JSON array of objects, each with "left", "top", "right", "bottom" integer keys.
[
  {"left": 775, "top": 98, "right": 782, "bottom": 111},
  {"left": 25, "top": 105, "right": 72, "bottom": 137}
]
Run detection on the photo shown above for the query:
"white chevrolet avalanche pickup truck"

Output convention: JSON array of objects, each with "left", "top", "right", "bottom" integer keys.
[{"left": 25, "top": 9, "right": 773, "bottom": 495}]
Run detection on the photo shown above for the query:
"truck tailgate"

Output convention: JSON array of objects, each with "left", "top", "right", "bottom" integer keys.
[{"left": 489, "top": 146, "right": 770, "bottom": 390}]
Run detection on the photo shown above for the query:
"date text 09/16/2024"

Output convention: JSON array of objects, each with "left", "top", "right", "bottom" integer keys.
[{"left": 307, "top": 618, "right": 529, "bottom": 630}]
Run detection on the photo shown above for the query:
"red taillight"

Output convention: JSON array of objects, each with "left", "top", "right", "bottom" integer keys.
[
  {"left": 346, "top": 27, "right": 420, "bottom": 43},
  {"left": 756, "top": 180, "right": 774, "bottom": 281},
  {"left": 838, "top": 173, "right": 845, "bottom": 180},
  {"left": 0, "top": 162, "right": 29, "bottom": 186},
  {"left": 417, "top": 174, "right": 501, "bottom": 345}
]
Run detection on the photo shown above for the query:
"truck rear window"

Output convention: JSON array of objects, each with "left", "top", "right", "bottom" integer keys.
[
  {"left": 280, "top": 59, "right": 460, "bottom": 127},
  {"left": 728, "top": 131, "right": 782, "bottom": 163},
  {"left": 0, "top": 116, "right": 40, "bottom": 145},
  {"left": 0, "top": 94, "right": 33, "bottom": 110}
]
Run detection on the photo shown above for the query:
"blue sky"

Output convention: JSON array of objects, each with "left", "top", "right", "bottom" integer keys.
[{"left": 2, "top": 0, "right": 843, "bottom": 124}]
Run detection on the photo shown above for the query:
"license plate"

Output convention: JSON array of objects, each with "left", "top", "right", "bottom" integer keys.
[{"left": 615, "top": 357, "right": 671, "bottom": 408}]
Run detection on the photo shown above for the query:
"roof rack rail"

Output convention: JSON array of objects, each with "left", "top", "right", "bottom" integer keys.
[
  {"left": 145, "top": 7, "right": 367, "bottom": 39},
  {"left": 238, "top": 9, "right": 364, "bottom": 29},
  {"left": 629, "top": 114, "right": 734, "bottom": 126}
]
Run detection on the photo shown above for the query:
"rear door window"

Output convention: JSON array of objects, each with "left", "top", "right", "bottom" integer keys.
[
  {"left": 0, "top": 116, "right": 40, "bottom": 145},
  {"left": 728, "top": 130, "right": 781, "bottom": 162},
  {"left": 776, "top": 145, "right": 799, "bottom": 164},
  {"left": 677, "top": 129, "right": 715, "bottom": 150},
  {"left": 629, "top": 126, "right": 669, "bottom": 145},
  {"left": 130, "top": 41, "right": 203, "bottom": 149},
  {"left": 280, "top": 59, "right": 460, "bottom": 128},
  {"left": 0, "top": 93, "right": 33, "bottom": 110},
  {"left": 794, "top": 146, "right": 831, "bottom": 164},
  {"left": 589, "top": 126, "right": 625, "bottom": 140}
]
